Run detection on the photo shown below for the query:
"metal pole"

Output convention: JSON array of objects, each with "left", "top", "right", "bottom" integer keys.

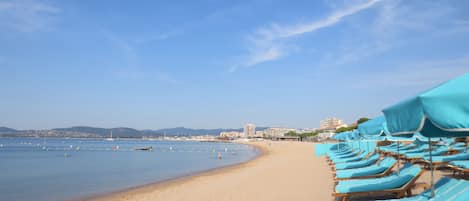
[
  {"left": 429, "top": 137, "right": 435, "bottom": 197},
  {"left": 397, "top": 140, "right": 400, "bottom": 175}
]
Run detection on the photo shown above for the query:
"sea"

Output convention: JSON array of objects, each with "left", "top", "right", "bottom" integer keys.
[{"left": 0, "top": 137, "right": 259, "bottom": 201}]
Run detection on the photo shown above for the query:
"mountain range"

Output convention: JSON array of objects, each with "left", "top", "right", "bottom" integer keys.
[{"left": 0, "top": 126, "right": 269, "bottom": 138}]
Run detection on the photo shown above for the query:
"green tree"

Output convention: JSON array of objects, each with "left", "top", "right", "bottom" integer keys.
[
  {"left": 335, "top": 127, "right": 354, "bottom": 133},
  {"left": 357, "top": 117, "right": 370, "bottom": 125},
  {"left": 285, "top": 131, "right": 298, "bottom": 136}
]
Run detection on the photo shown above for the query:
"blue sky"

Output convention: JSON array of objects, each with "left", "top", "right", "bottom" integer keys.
[{"left": 1, "top": 0, "right": 469, "bottom": 130}]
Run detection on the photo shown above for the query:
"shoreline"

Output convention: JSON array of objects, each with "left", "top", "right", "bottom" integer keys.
[
  {"left": 89, "top": 141, "right": 333, "bottom": 201},
  {"left": 85, "top": 141, "right": 268, "bottom": 201}
]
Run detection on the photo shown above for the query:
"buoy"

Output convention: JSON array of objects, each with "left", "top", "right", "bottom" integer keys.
[
  {"left": 224, "top": 147, "right": 228, "bottom": 152},
  {"left": 170, "top": 146, "right": 173, "bottom": 151},
  {"left": 217, "top": 153, "right": 222, "bottom": 159}
]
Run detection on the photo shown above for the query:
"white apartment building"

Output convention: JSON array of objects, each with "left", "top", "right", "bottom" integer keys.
[
  {"left": 243, "top": 123, "right": 256, "bottom": 138},
  {"left": 320, "top": 118, "right": 347, "bottom": 130},
  {"left": 264, "top": 127, "right": 297, "bottom": 138}
]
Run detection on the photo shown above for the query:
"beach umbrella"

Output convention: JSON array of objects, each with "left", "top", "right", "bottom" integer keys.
[
  {"left": 358, "top": 116, "right": 389, "bottom": 137},
  {"left": 358, "top": 116, "right": 391, "bottom": 153},
  {"left": 383, "top": 74, "right": 469, "bottom": 197}
]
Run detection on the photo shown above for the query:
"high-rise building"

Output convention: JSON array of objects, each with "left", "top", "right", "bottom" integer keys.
[
  {"left": 320, "top": 118, "right": 346, "bottom": 130},
  {"left": 243, "top": 123, "right": 256, "bottom": 138}
]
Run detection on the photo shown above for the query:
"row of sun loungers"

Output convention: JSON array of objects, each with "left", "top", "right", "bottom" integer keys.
[{"left": 326, "top": 142, "right": 469, "bottom": 200}]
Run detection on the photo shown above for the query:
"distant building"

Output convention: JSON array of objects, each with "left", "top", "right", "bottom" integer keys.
[
  {"left": 254, "top": 131, "right": 264, "bottom": 138},
  {"left": 320, "top": 118, "right": 347, "bottom": 130},
  {"left": 264, "top": 127, "right": 297, "bottom": 138},
  {"left": 243, "top": 123, "right": 256, "bottom": 138},
  {"left": 219, "top": 131, "right": 242, "bottom": 139},
  {"left": 297, "top": 128, "right": 318, "bottom": 133}
]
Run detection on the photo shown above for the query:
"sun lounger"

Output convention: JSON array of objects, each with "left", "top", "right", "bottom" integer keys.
[
  {"left": 334, "top": 157, "right": 396, "bottom": 180},
  {"left": 403, "top": 146, "right": 449, "bottom": 162},
  {"left": 381, "top": 177, "right": 469, "bottom": 201},
  {"left": 333, "top": 165, "right": 423, "bottom": 201},
  {"left": 423, "top": 152, "right": 469, "bottom": 167},
  {"left": 330, "top": 151, "right": 371, "bottom": 164},
  {"left": 334, "top": 153, "right": 380, "bottom": 170},
  {"left": 448, "top": 160, "right": 469, "bottom": 175}
]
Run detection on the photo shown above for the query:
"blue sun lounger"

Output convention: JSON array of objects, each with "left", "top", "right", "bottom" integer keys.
[
  {"left": 331, "top": 151, "right": 371, "bottom": 164},
  {"left": 333, "top": 165, "right": 423, "bottom": 201},
  {"left": 403, "top": 146, "right": 449, "bottom": 161},
  {"left": 448, "top": 160, "right": 469, "bottom": 175},
  {"left": 382, "top": 177, "right": 469, "bottom": 201},
  {"left": 423, "top": 152, "right": 469, "bottom": 165},
  {"left": 334, "top": 157, "right": 396, "bottom": 180},
  {"left": 449, "top": 160, "right": 469, "bottom": 169},
  {"left": 386, "top": 144, "right": 417, "bottom": 155},
  {"left": 399, "top": 144, "right": 429, "bottom": 155},
  {"left": 334, "top": 153, "right": 380, "bottom": 170},
  {"left": 328, "top": 150, "right": 361, "bottom": 160}
]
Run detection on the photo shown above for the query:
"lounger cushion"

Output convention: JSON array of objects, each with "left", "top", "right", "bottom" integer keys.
[
  {"left": 336, "top": 157, "right": 395, "bottom": 179},
  {"left": 335, "top": 165, "right": 421, "bottom": 193}
]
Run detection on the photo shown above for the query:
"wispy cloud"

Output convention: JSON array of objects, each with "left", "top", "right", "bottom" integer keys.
[
  {"left": 317, "top": 0, "right": 469, "bottom": 69},
  {"left": 229, "top": 0, "right": 382, "bottom": 72},
  {"left": 0, "top": 0, "right": 61, "bottom": 32}
]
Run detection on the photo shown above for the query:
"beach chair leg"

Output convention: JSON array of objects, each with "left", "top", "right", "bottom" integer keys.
[
  {"left": 406, "top": 188, "right": 412, "bottom": 196},
  {"left": 341, "top": 196, "right": 347, "bottom": 201}
]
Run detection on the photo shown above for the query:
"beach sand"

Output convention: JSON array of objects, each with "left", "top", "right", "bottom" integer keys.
[{"left": 92, "top": 141, "right": 333, "bottom": 201}]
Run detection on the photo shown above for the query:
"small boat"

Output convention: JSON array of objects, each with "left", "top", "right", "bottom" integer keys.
[
  {"left": 134, "top": 146, "right": 153, "bottom": 151},
  {"left": 105, "top": 130, "right": 115, "bottom": 141}
]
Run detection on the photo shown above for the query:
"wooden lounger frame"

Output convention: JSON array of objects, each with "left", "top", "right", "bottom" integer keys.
[
  {"left": 332, "top": 170, "right": 424, "bottom": 201},
  {"left": 447, "top": 164, "right": 469, "bottom": 176}
]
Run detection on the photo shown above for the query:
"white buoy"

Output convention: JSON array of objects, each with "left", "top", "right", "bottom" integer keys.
[
  {"left": 170, "top": 146, "right": 173, "bottom": 151},
  {"left": 224, "top": 147, "right": 228, "bottom": 152}
]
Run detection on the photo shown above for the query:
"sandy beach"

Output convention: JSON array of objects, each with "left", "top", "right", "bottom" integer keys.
[{"left": 92, "top": 141, "right": 333, "bottom": 201}]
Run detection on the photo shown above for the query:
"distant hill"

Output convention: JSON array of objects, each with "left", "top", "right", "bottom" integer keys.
[
  {"left": 0, "top": 126, "right": 270, "bottom": 138},
  {"left": 52, "top": 126, "right": 140, "bottom": 137},
  {"left": 0, "top": 127, "right": 17, "bottom": 133}
]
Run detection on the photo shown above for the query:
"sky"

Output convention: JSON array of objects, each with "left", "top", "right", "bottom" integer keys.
[{"left": 1, "top": 0, "right": 469, "bottom": 130}]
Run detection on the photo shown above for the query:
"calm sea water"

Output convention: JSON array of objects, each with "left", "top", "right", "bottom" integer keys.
[{"left": 0, "top": 138, "right": 259, "bottom": 201}]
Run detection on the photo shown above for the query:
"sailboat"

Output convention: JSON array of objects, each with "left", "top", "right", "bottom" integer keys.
[{"left": 105, "top": 130, "right": 115, "bottom": 141}]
